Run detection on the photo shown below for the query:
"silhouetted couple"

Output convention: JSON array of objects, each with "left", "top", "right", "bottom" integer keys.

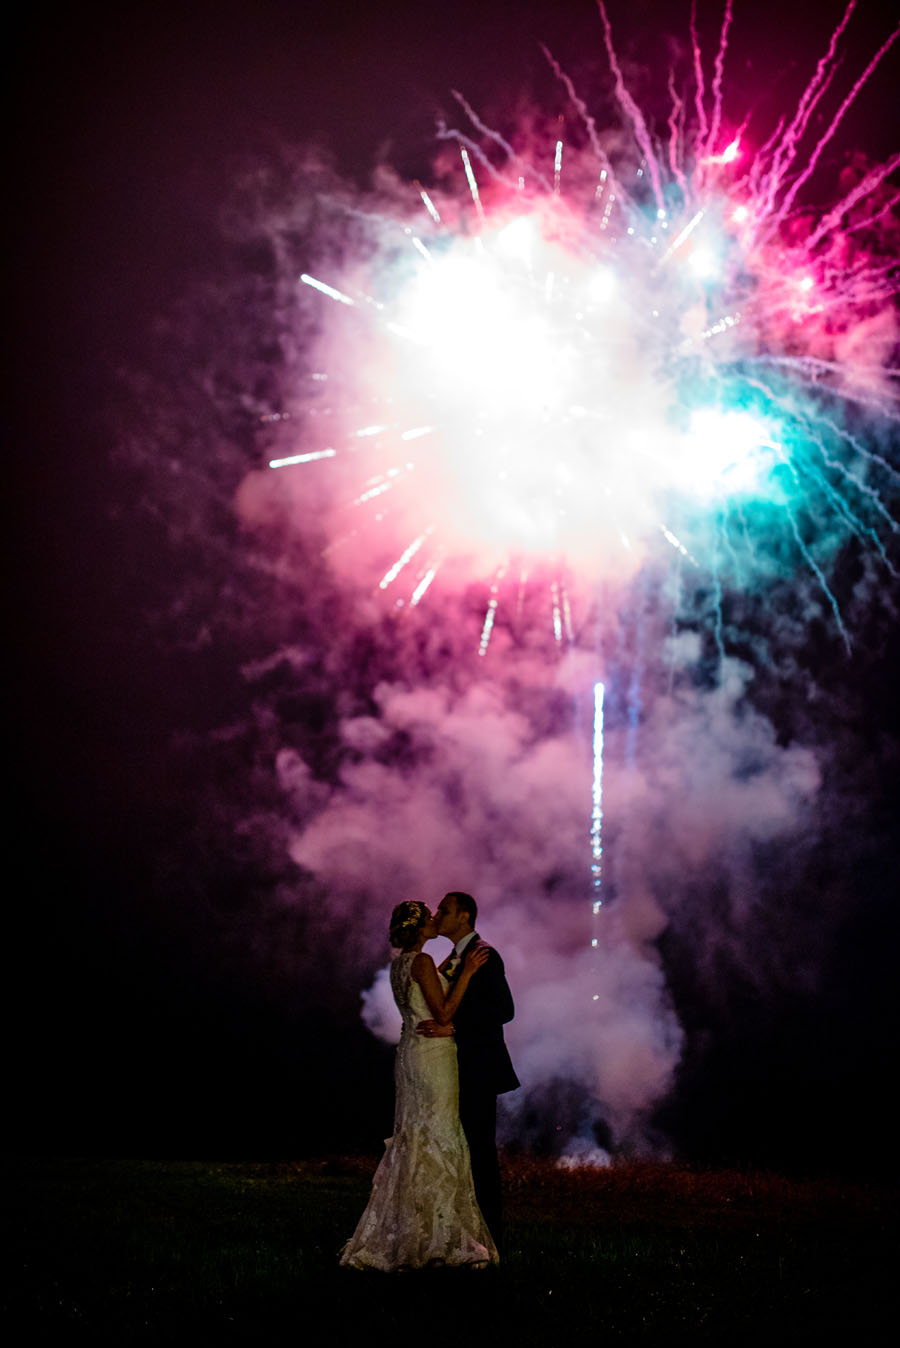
[{"left": 341, "top": 892, "right": 519, "bottom": 1271}]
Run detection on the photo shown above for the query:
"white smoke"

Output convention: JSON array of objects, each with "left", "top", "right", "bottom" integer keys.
[{"left": 276, "top": 640, "right": 820, "bottom": 1152}]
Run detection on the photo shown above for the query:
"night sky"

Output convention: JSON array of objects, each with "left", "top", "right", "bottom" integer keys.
[{"left": 9, "top": 0, "right": 899, "bottom": 1173}]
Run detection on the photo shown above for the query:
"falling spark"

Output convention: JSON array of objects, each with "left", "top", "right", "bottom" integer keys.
[
  {"left": 417, "top": 182, "right": 442, "bottom": 223},
  {"left": 478, "top": 566, "right": 506, "bottom": 656},
  {"left": 459, "top": 146, "right": 485, "bottom": 221},
  {"left": 268, "top": 448, "right": 337, "bottom": 469},
  {"left": 300, "top": 273, "right": 355, "bottom": 306},
  {"left": 410, "top": 559, "right": 442, "bottom": 606},
  {"left": 590, "top": 681, "right": 605, "bottom": 911},
  {"left": 378, "top": 530, "right": 433, "bottom": 590}
]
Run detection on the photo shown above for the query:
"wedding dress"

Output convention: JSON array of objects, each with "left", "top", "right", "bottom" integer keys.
[{"left": 340, "top": 952, "right": 498, "bottom": 1270}]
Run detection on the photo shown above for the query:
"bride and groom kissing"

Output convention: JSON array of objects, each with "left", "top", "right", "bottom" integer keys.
[{"left": 341, "top": 891, "right": 519, "bottom": 1271}]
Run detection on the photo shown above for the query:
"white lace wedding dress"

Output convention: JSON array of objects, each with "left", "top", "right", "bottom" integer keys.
[{"left": 340, "top": 952, "right": 498, "bottom": 1270}]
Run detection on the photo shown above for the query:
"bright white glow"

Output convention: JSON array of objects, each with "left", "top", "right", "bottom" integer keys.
[
  {"left": 588, "top": 265, "right": 617, "bottom": 303},
  {"left": 496, "top": 216, "right": 536, "bottom": 267},
  {"left": 688, "top": 246, "right": 719, "bottom": 279},
  {"left": 683, "top": 409, "right": 779, "bottom": 496},
  {"left": 399, "top": 248, "right": 567, "bottom": 415},
  {"left": 702, "top": 135, "right": 742, "bottom": 166}
]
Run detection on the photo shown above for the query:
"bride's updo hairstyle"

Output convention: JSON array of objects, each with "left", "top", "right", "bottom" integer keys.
[{"left": 390, "top": 901, "right": 429, "bottom": 952}]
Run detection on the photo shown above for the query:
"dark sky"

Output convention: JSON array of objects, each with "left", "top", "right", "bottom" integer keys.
[{"left": 9, "top": 1, "right": 900, "bottom": 1169}]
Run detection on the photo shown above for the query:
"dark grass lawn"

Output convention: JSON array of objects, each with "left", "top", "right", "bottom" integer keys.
[{"left": 5, "top": 1155, "right": 897, "bottom": 1343}]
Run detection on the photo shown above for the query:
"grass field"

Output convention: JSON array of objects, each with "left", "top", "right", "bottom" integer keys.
[{"left": 5, "top": 1154, "right": 897, "bottom": 1342}]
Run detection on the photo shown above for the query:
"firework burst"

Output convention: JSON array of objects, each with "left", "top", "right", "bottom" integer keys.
[{"left": 257, "top": 1, "right": 898, "bottom": 665}]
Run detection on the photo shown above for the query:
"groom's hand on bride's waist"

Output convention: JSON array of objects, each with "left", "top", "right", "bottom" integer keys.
[{"left": 416, "top": 1019, "right": 455, "bottom": 1038}]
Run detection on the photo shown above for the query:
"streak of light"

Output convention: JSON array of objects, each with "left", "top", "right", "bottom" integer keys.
[
  {"left": 590, "top": 681, "right": 605, "bottom": 908},
  {"left": 378, "top": 529, "right": 434, "bottom": 590},
  {"left": 300, "top": 273, "right": 355, "bottom": 305},
  {"left": 460, "top": 146, "right": 485, "bottom": 221},
  {"left": 417, "top": 183, "right": 442, "bottom": 223},
  {"left": 268, "top": 448, "right": 337, "bottom": 469}
]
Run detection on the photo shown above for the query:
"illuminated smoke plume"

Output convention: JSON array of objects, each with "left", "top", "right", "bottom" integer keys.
[{"left": 134, "top": 3, "right": 898, "bottom": 1155}]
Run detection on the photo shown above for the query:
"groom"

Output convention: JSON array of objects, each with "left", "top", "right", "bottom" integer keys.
[{"left": 421, "top": 891, "right": 519, "bottom": 1250}]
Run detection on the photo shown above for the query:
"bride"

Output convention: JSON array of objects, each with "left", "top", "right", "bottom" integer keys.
[{"left": 340, "top": 901, "right": 499, "bottom": 1271}]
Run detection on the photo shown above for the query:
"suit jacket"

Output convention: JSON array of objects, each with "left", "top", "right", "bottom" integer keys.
[{"left": 448, "top": 933, "right": 520, "bottom": 1095}]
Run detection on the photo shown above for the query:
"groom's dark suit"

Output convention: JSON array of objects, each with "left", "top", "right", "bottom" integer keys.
[{"left": 448, "top": 933, "right": 519, "bottom": 1247}]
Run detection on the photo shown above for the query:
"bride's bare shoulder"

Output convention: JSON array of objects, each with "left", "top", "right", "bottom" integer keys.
[{"left": 410, "top": 951, "right": 435, "bottom": 981}]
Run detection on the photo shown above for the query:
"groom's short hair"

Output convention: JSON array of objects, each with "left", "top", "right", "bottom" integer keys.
[{"left": 446, "top": 891, "right": 477, "bottom": 927}]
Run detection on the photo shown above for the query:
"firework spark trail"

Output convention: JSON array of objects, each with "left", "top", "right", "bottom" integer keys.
[
  {"left": 813, "top": 412, "right": 900, "bottom": 491},
  {"left": 802, "top": 424, "right": 900, "bottom": 547},
  {"left": 410, "top": 548, "right": 445, "bottom": 606},
  {"left": 269, "top": 447, "right": 336, "bottom": 468},
  {"left": 766, "top": 22, "right": 900, "bottom": 238},
  {"left": 590, "top": 680, "right": 605, "bottom": 909},
  {"left": 704, "top": 0, "right": 734, "bottom": 161},
  {"left": 843, "top": 188, "right": 900, "bottom": 239},
  {"left": 666, "top": 70, "right": 690, "bottom": 199},
  {"left": 540, "top": 44, "right": 627, "bottom": 203},
  {"left": 807, "top": 151, "right": 900, "bottom": 249},
  {"left": 804, "top": 457, "right": 898, "bottom": 576},
  {"left": 435, "top": 122, "right": 512, "bottom": 193},
  {"left": 783, "top": 498, "right": 852, "bottom": 653},
  {"left": 417, "top": 183, "right": 442, "bottom": 223},
  {"left": 689, "top": 0, "right": 710, "bottom": 153},
  {"left": 596, "top": 1, "right": 666, "bottom": 211},
  {"left": 759, "top": 0, "right": 856, "bottom": 216},
  {"left": 378, "top": 529, "right": 433, "bottom": 591},
  {"left": 738, "top": 372, "right": 900, "bottom": 563},
  {"left": 711, "top": 544, "right": 726, "bottom": 664},
  {"left": 300, "top": 272, "right": 355, "bottom": 306},
  {"left": 478, "top": 565, "right": 506, "bottom": 656},
  {"left": 451, "top": 89, "right": 553, "bottom": 195},
  {"left": 747, "top": 114, "right": 786, "bottom": 200},
  {"left": 717, "top": 508, "right": 745, "bottom": 584}
]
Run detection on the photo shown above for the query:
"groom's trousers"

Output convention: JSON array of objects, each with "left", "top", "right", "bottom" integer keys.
[{"left": 459, "top": 1085, "right": 502, "bottom": 1250}]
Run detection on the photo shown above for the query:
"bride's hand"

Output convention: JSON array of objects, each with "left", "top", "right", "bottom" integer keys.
[{"left": 463, "top": 942, "right": 490, "bottom": 974}]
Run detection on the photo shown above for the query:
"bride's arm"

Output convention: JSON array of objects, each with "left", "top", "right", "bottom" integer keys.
[{"left": 411, "top": 945, "right": 489, "bottom": 1025}]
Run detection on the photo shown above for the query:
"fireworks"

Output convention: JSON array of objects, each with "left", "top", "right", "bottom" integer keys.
[{"left": 263, "top": 3, "right": 898, "bottom": 672}]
